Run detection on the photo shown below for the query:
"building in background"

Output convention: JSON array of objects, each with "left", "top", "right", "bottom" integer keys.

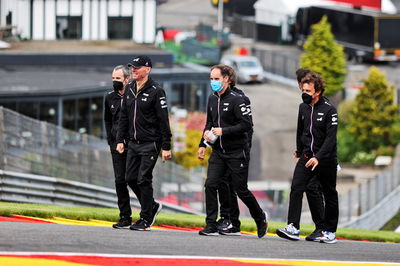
[{"left": 0, "top": 0, "right": 156, "bottom": 43}]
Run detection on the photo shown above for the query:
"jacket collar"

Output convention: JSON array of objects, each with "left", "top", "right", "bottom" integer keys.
[
  {"left": 131, "top": 77, "right": 154, "bottom": 95},
  {"left": 214, "top": 87, "right": 232, "bottom": 98}
]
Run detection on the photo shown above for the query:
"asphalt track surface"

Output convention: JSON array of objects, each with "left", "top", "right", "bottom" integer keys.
[{"left": 0, "top": 222, "right": 399, "bottom": 264}]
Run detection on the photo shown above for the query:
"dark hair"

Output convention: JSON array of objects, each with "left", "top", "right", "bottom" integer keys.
[
  {"left": 295, "top": 68, "right": 312, "bottom": 83},
  {"left": 301, "top": 72, "right": 325, "bottom": 95},
  {"left": 211, "top": 64, "right": 237, "bottom": 87}
]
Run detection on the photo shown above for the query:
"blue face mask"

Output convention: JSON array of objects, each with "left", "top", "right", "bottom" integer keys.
[{"left": 210, "top": 80, "right": 223, "bottom": 93}]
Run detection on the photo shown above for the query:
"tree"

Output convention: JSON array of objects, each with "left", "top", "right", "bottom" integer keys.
[
  {"left": 349, "top": 66, "right": 399, "bottom": 152},
  {"left": 174, "top": 129, "right": 211, "bottom": 169},
  {"left": 300, "top": 16, "right": 347, "bottom": 96}
]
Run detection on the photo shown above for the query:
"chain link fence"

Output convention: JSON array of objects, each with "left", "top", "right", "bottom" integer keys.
[
  {"left": 2, "top": 106, "right": 397, "bottom": 227},
  {"left": 0, "top": 106, "right": 205, "bottom": 213}
]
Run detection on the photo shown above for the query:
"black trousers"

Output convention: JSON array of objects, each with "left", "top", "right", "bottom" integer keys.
[
  {"left": 306, "top": 175, "right": 325, "bottom": 230},
  {"left": 287, "top": 156, "right": 339, "bottom": 232},
  {"left": 218, "top": 170, "right": 241, "bottom": 228},
  {"left": 205, "top": 149, "right": 263, "bottom": 225},
  {"left": 110, "top": 142, "right": 130, "bottom": 219},
  {"left": 125, "top": 141, "right": 160, "bottom": 222}
]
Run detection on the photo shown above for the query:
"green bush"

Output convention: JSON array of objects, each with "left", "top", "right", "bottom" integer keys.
[
  {"left": 337, "top": 127, "right": 363, "bottom": 163},
  {"left": 351, "top": 151, "right": 376, "bottom": 164}
]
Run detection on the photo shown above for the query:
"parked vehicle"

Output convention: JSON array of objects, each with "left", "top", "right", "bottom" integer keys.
[
  {"left": 294, "top": 6, "right": 400, "bottom": 62},
  {"left": 220, "top": 55, "right": 265, "bottom": 83}
]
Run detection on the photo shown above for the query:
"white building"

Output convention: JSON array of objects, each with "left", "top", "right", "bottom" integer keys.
[{"left": 0, "top": 0, "right": 156, "bottom": 43}]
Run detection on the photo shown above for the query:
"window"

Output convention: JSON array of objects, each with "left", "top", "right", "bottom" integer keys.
[
  {"left": 63, "top": 99, "right": 77, "bottom": 131},
  {"left": 108, "top": 17, "right": 133, "bottom": 39},
  {"left": 39, "top": 102, "right": 58, "bottom": 125},
  {"left": 56, "top": 16, "right": 82, "bottom": 39},
  {"left": 90, "top": 97, "right": 104, "bottom": 137}
]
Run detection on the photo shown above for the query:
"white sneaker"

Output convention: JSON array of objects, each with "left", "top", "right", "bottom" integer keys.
[
  {"left": 319, "top": 231, "right": 337, "bottom": 244},
  {"left": 276, "top": 223, "right": 300, "bottom": 241}
]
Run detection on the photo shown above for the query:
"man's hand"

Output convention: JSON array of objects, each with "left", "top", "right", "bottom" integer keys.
[
  {"left": 203, "top": 130, "right": 212, "bottom": 142},
  {"left": 162, "top": 150, "right": 172, "bottom": 162},
  {"left": 116, "top": 143, "right": 124, "bottom": 154},
  {"left": 211, "top": 127, "right": 222, "bottom": 136},
  {"left": 305, "top": 157, "right": 319, "bottom": 171},
  {"left": 293, "top": 152, "right": 300, "bottom": 164},
  {"left": 198, "top": 147, "right": 206, "bottom": 160}
]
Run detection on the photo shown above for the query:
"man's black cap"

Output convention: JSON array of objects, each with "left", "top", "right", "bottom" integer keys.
[{"left": 127, "top": 55, "right": 152, "bottom": 68}]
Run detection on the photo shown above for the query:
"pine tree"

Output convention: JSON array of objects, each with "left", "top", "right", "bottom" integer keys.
[
  {"left": 349, "top": 66, "right": 399, "bottom": 151},
  {"left": 300, "top": 16, "right": 347, "bottom": 96}
]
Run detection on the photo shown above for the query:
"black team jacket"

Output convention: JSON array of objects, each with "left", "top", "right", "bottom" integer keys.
[
  {"left": 117, "top": 78, "right": 172, "bottom": 151},
  {"left": 296, "top": 96, "right": 338, "bottom": 163},
  {"left": 200, "top": 87, "right": 252, "bottom": 153}
]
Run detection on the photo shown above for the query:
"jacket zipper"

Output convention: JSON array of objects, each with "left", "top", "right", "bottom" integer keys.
[
  {"left": 217, "top": 96, "right": 224, "bottom": 151},
  {"left": 130, "top": 88, "right": 138, "bottom": 141},
  {"left": 310, "top": 105, "right": 315, "bottom": 156}
]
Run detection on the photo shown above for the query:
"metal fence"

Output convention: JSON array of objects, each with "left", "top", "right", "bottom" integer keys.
[
  {"left": 1, "top": 106, "right": 398, "bottom": 227},
  {"left": 0, "top": 106, "right": 204, "bottom": 213},
  {"left": 338, "top": 148, "right": 400, "bottom": 229},
  {"left": 252, "top": 47, "right": 299, "bottom": 80}
]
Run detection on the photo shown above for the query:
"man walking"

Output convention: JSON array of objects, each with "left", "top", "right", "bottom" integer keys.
[
  {"left": 117, "top": 55, "right": 172, "bottom": 231},
  {"left": 198, "top": 64, "right": 268, "bottom": 238},
  {"left": 277, "top": 71, "right": 339, "bottom": 243},
  {"left": 104, "top": 65, "right": 131, "bottom": 229},
  {"left": 294, "top": 68, "right": 325, "bottom": 241}
]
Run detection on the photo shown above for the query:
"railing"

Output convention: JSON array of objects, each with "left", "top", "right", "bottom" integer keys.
[
  {"left": 0, "top": 169, "right": 201, "bottom": 214},
  {"left": 0, "top": 106, "right": 204, "bottom": 213},
  {"left": 338, "top": 148, "right": 400, "bottom": 229}
]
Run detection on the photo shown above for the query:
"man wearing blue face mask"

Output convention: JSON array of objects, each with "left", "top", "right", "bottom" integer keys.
[
  {"left": 277, "top": 71, "right": 339, "bottom": 244},
  {"left": 197, "top": 64, "right": 268, "bottom": 238}
]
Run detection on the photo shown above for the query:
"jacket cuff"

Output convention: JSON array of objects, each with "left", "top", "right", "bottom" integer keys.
[
  {"left": 162, "top": 142, "right": 171, "bottom": 151},
  {"left": 295, "top": 151, "right": 301, "bottom": 157}
]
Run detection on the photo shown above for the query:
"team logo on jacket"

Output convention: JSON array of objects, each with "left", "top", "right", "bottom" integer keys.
[
  {"left": 331, "top": 114, "right": 338, "bottom": 125},
  {"left": 142, "top": 98, "right": 147, "bottom": 102},
  {"left": 111, "top": 105, "right": 114, "bottom": 109},
  {"left": 223, "top": 107, "right": 228, "bottom": 111}
]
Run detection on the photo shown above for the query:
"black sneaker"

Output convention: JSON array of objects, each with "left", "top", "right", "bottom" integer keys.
[
  {"left": 255, "top": 211, "right": 269, "bottom": 238},
  {"left": 150, "top": 201, "right": 162, "bottom": 226},
  {"left": 216, "top": 217, "right": 232, "bottom": 232},
  {"left": 199, "top": 224, "right": 219, "bottom": 236},
  {"left": 219, "top": 226, "right": 241, "bottom": 236},
  {"left": 129, "top": 218, "right": 151, "bottom": 231},
  {"left": 305, "top": 229, "right": 323, "bottom": 242},
  {"left": 112, "top": 217, "right": 132, "bottom": 229}
]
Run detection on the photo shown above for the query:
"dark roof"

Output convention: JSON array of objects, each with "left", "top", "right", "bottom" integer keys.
[{"left": 0, "top": 65, "right": 209, "bottom": 98}]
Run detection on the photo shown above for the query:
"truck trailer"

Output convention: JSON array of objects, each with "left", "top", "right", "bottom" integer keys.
[{"left": 295, "top": 6, "right": 400, "bottom": 62}]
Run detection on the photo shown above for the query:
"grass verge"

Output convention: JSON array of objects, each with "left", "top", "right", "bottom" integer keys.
[{"left": 0, "top": 201, "right": 399, "bottom": 243}]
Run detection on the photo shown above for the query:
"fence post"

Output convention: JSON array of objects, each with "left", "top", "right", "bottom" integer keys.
[
  {"left": 357, "top": 183, "right": 362, "bottom": 215},
  {"left": 347, "top": 188, "right": 353, "bottom": 222},
  {"left": 0, "top": 107, "right": 5, "bottom": 170}
]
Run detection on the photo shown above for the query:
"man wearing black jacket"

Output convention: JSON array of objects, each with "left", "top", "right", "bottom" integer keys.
[
  {"left": 217, "top": 66, "right": 254, "bottom": 236},
  {"left": 197, "top": 64, "right": 268, "bottom": 238},
  {"left": 116, "top": 55, "right": 172, "bottom": 231},
  {"left": 104, "top": 65, "right": 131, "bottom": 229},
  {"left": 277, "top": 71, "right": 339, "bottom": 244}
]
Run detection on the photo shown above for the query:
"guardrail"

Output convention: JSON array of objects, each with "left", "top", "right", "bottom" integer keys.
[{"left": 0, "top": 169, "right": 203, "bottom": 215}]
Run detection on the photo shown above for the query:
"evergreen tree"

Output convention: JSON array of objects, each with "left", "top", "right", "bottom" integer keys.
[
  {"left": 349, "top": 66, "right": 399, "bottom": 151},
  {"left": 300, "top": 16, "right": 347, "bottom": 96}
]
